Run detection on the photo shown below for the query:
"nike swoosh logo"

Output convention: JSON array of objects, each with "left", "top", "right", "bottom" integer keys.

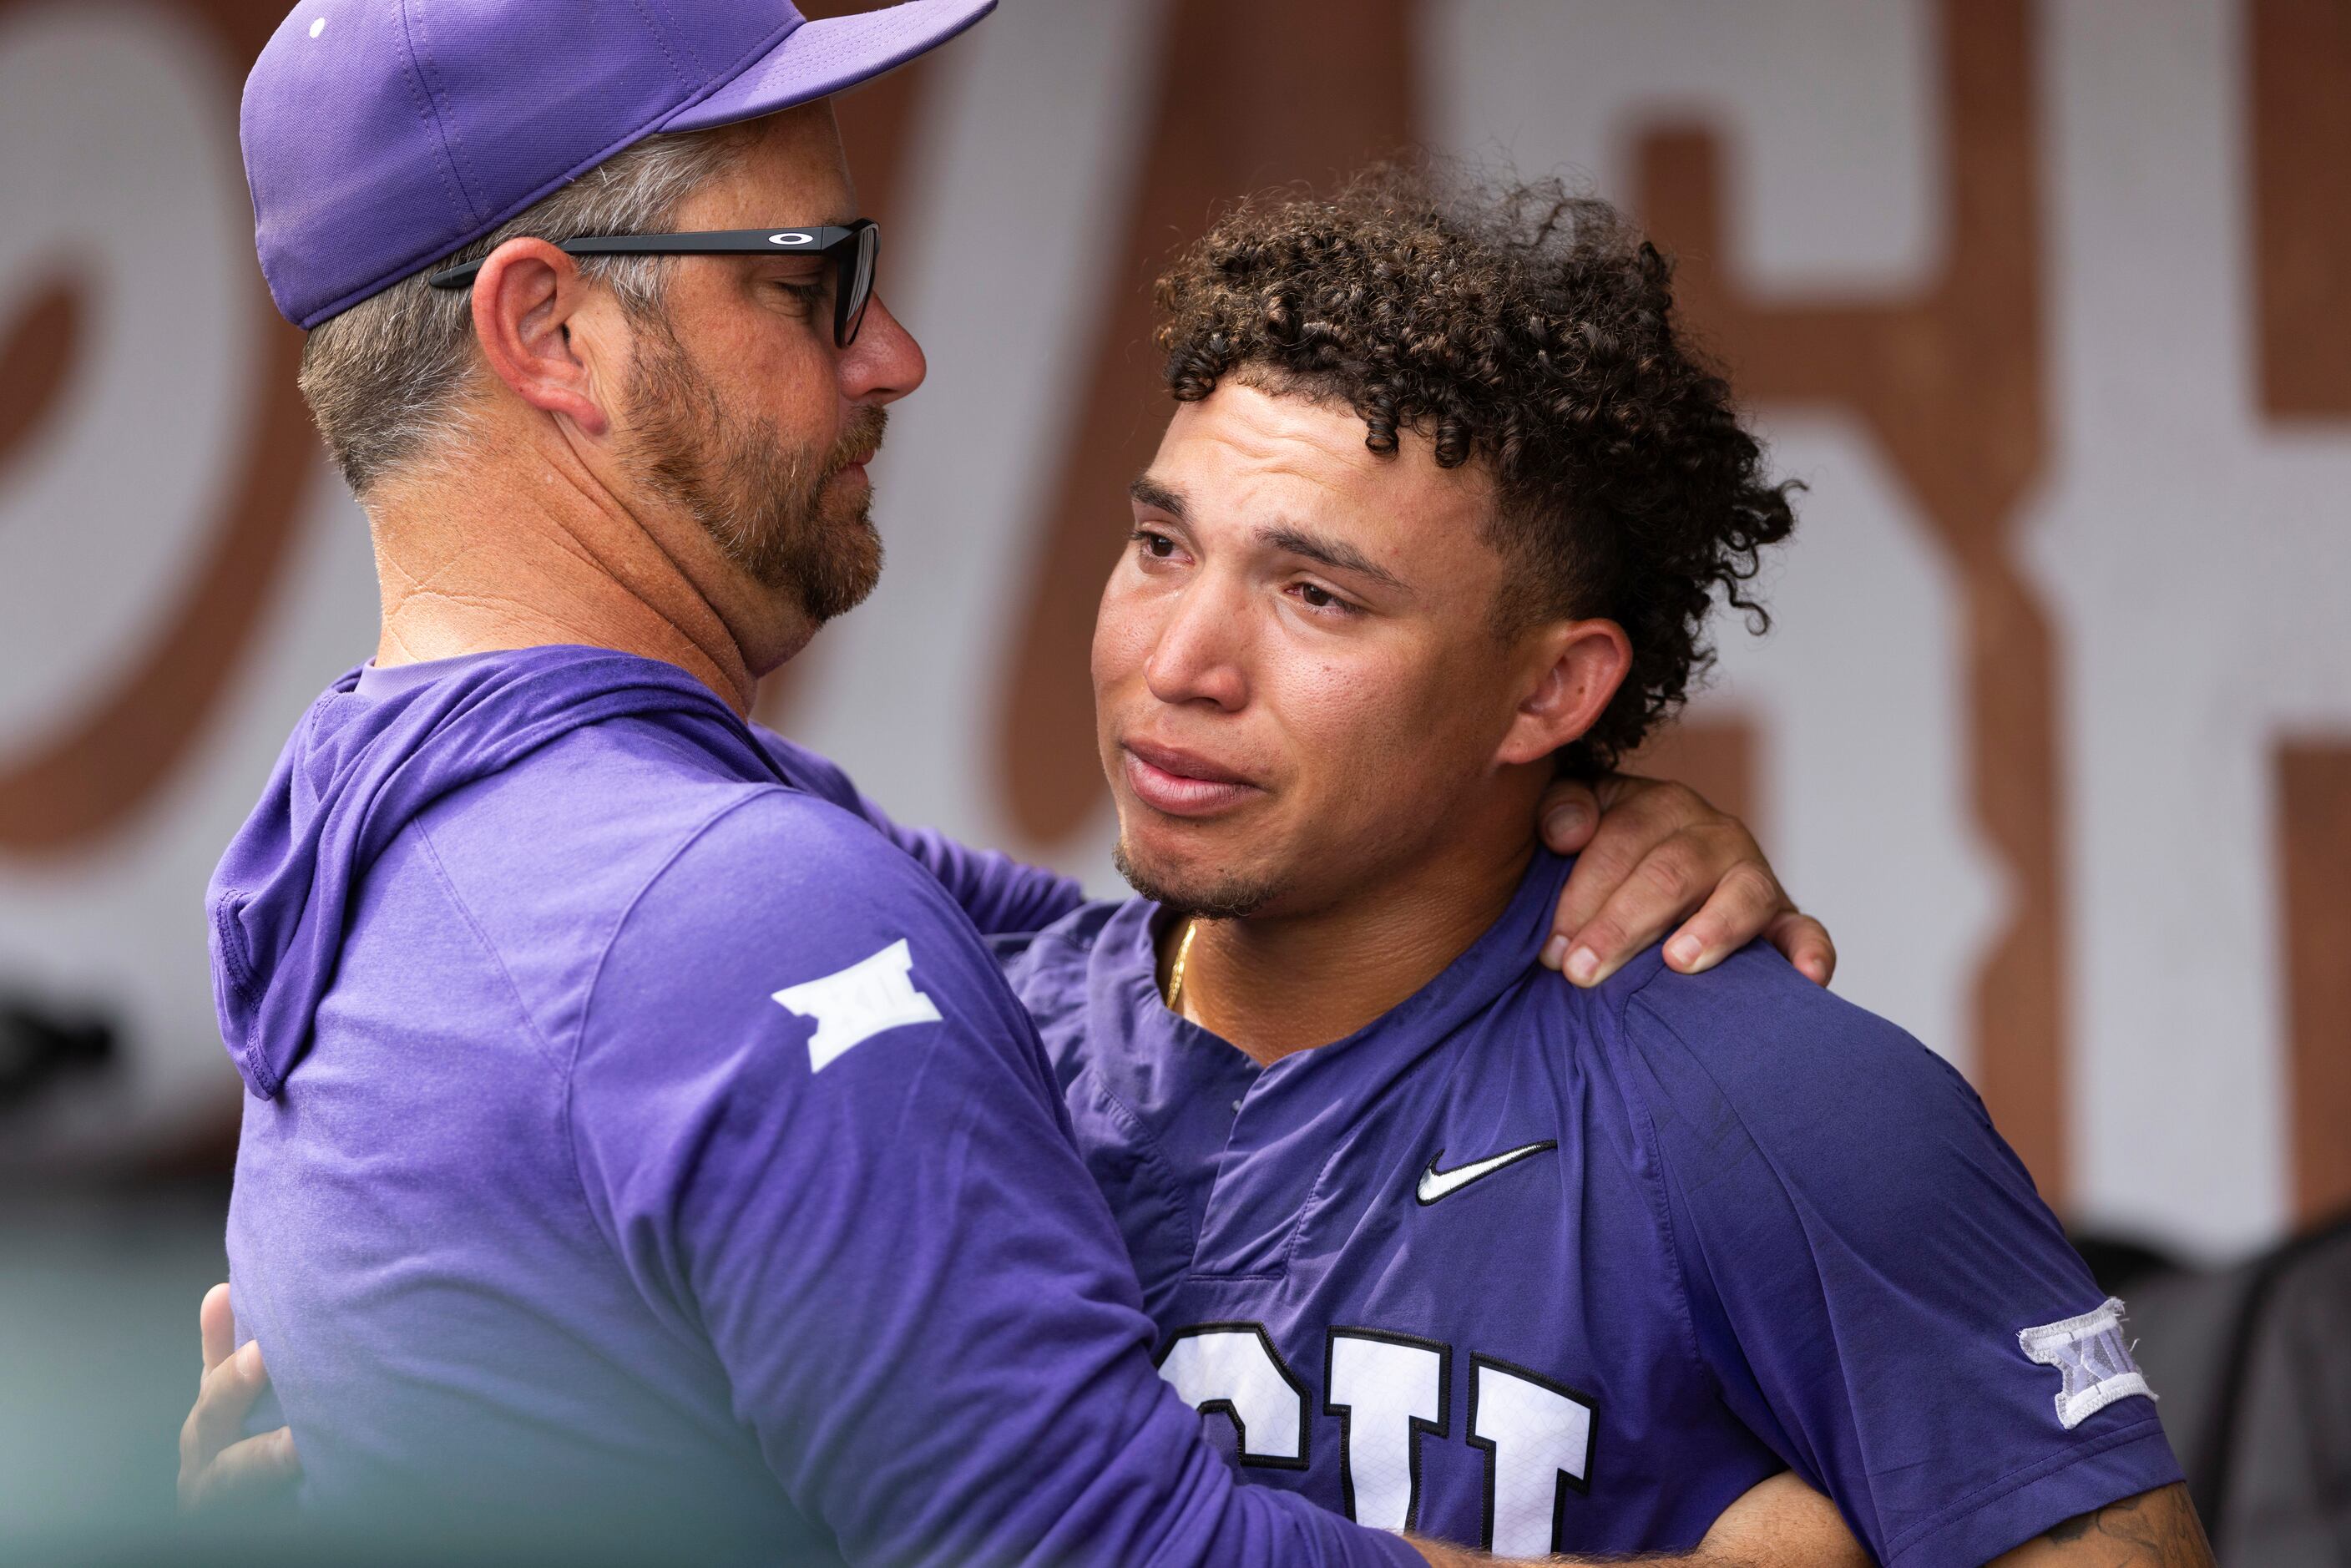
[{"left": 1415, "top": 1141, "right": 1558, "bottom": 1206}]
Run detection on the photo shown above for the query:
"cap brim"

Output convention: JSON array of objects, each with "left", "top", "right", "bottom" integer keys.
[{"left": 662, "top": 0, "right": 995, "bottom": 134}]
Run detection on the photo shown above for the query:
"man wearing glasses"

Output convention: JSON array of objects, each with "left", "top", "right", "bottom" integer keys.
[{"left": 190, "top": 2, "right": 1851, "bottom": 1562}]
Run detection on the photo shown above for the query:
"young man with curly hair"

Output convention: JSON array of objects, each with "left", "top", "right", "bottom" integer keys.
[{"left": 993, "top": 166, "right": 2214, "bottom": 1567}]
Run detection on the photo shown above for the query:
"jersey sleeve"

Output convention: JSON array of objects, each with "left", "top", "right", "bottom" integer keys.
[
  {"left": 1615, "top": 949, "right": 2183, "bottom": 1568},
  {"left": 751, "top": 724, "right": 1087, "bottom": 936},
  {"left": 568, "top": 794, "right": 1418, "bottom": 1568}
]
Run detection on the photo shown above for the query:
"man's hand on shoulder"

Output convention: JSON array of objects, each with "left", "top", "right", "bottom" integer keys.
[
  {"left": 178, "top": 1283, "right": 300, "bottom": 1512},
  {"left": 1539, "top": 773, "right": 1836, "bottom": 989},
  {"left": 1990, "top": 1485, "right": 2214, "bottom": 1567}
]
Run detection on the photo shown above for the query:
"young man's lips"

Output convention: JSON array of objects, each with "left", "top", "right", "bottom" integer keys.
[{"left": 1120, "top": 743, "right": 1261, "bottom": 817}]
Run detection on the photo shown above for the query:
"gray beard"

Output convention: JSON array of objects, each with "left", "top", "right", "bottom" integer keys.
[{"left": 620, "top": 324, "right": 885, "bottom": 625}]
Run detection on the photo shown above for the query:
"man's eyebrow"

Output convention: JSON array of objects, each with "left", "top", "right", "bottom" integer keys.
[
  {"left": 1129, "top": 475, "right": 1187, "bottom": 519},
  {"left": 1259, "top": 524, "right": 1410, "bottom": 594}
]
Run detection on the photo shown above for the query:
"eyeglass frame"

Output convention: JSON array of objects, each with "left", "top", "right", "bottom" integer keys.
[{"left": 425, "top": 220, "right": 881, "bottom": 348}]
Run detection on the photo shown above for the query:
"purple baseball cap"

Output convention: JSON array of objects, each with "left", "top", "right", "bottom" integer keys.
[{"left": 241, "top": 0, "right": 993, "bottom": 328}]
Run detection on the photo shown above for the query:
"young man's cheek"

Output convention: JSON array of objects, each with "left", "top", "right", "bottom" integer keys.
[{"left": 1090, "top": 591, "right": 1150, "bottom": 700}]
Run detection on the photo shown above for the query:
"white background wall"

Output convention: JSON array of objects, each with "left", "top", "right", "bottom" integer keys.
[{"left": 1, "top": 0, "right": 2343, "bottom": 1260}]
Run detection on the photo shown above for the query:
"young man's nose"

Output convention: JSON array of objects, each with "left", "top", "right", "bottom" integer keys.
[
  {"left": 1142, "top": 579, "right": 1249, "bottom": 711},
  {"left": 840, "top": 294, "right": 925, "bottom": 405}
]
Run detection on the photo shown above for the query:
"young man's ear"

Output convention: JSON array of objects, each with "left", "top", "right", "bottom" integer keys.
[
  {"left": 1494, "top": 618, "right": 1634, "bottom": 767},
  {"left": 469, "top": 238, "right": 616, "bottom": 437}
]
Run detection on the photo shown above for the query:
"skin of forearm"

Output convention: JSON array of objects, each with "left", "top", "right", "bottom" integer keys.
[
  {"left": 1406, "top": 1536, "right": 1769, "bottom": 1567},
  {"left": 1403, "top": 1467, "right": 1868, "bottom": 1567},
  {"left": 1989, "top": 1484, "right": 2214, "bottom": 1567},
  {"left": 1412, "top": 1479, "right": 2214, "bottom": 1568},
  {"left": 1410, "top": 1542, "right": 1777, "bottom": 1560}
]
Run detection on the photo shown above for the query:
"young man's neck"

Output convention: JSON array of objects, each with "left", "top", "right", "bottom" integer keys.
[
  {"left": 1172, "top": 788, "right": 1549, "bottom": 1066},
  {"left": 361, "top": 427, "right": 806, "bottom": 716}
]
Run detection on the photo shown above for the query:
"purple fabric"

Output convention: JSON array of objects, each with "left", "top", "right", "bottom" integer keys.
[
  {"left": 215, "top": 645, "right": 1417, "bottom": 1565},
  {"left": 351, "top": 651, "right": 1087, "bottom": 933},
  {"left": 1007, "top": 858, "right": 2185, "bottom": 1566},
  {"left": 240, "top": 0, "right": 993, "bottom": 327},
  {"left": 353, "top": 651, "right": 501, "bottom": 699}
]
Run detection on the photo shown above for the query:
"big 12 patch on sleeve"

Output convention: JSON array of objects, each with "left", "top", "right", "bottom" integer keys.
[
  {"left": 2019, "top": 1297, "right": 2154, "bottom": 1429},
  {"left": 773, "top": 939, "right": 943, "bottom": 1074}
]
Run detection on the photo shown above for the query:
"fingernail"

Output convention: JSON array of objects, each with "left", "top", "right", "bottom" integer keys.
[
  {"left": 1545, "top": 803, "right": 1592, "bottom": 842},
  {"left": 1666, "top": 934, "right": 1702, "bottom": 969},
  {"left": 1540, "top": 935, "right": 1570, "bottom": 970},
  {"left": 1565, "top": 947, "right": 1600, "bottom": 985},
  {"left": 236, "top": 1340, "right": 263, "bottom": 1378}
]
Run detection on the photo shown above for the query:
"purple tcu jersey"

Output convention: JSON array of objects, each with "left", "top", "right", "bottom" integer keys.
[{"left": 1005, "top": 853, "right": 2183, "bottom": 1568}]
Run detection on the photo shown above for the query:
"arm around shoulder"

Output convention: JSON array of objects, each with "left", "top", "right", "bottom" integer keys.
[{"left": 569, "top": 794, "right": 1419, "bottom": 1567}]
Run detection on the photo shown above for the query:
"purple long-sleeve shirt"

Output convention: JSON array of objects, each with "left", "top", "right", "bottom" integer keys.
[{"left": 212, "top": 645, "right": 1421, "bottom": 1567}]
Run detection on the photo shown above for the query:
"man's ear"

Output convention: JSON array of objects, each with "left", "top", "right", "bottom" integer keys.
[
  {"left": 1494, "top": 617, "right": 1634, "bottom": 767},
  {"left": 469, "top": 238, "right": 617, "bottom": 438}
]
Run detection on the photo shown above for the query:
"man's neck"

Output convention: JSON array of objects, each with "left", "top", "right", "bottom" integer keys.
[
  {"left": 363, "top": 427, "right": 801, "bottom": 717},
  {"left": 1173, "top": 811, "right": 1544, "bottom": 1067}
]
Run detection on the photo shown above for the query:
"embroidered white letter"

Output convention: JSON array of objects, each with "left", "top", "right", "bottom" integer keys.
[
  {"left": 1156, "top": 1326, "right": 1309, "bottom": 1467},
  {"left": 1469, "top": 1357, "right": 1595, "bottom": 1555},
  {"left": 1326, "top": 1331, "right": 1448, "bottom": 1531},
  {"left": 773, "top": 938, "right": 942, "bottom": 1072},
  {"left": 2019, "top": 1297, "right": 2153, "bottom": 1429}
]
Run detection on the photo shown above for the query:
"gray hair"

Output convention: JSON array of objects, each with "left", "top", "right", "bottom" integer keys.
[{"left": 297, "top": 125, "right": 750, "bottom": 497}]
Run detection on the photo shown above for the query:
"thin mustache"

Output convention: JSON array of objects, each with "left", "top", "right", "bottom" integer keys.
[{"left": 828, "top": 408, "right": 887, "bottom": 476}]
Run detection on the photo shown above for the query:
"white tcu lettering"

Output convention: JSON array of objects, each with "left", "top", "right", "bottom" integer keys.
[
  {"left": 1156, "top": 1326, "right": 1307, "bottom": 1466},
  {"left": 1470, "top": 1357, "right": 1595, "bottom": 1555},
  {"left": 1159, "top": 1325, "right": 1599, "bottom": 1544},
  {"left": 1325, "top": 1331, "right": 1447, "bottom": 1531}
]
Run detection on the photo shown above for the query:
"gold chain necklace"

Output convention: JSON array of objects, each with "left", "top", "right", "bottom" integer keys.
[{"left": 1164, "top": 917, "right": 1200, "bottom": 1012}]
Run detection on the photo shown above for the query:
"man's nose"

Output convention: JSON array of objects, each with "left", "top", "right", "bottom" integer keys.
[
  {"left": 1143, "top": 577, "right": 1248, "bottom": 711},
  {"left": 841, "top": 294, "right": 925, "bottom": 405}
]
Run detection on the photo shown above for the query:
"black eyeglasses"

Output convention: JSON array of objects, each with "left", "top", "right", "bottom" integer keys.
[{"left": 426, "top": 220, "right": 881, "bottom": 348}]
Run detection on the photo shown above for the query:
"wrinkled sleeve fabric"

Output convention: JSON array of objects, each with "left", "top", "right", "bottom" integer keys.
[
  {"left": 568, "top": 792, "right": 1417, "bottom": 1568},
  {"left": 1615, "top": 948, "right": 2183, "bottom": 1568},
  {"left": 753, "top": 724, "right": 1087, "bottom": 936}
]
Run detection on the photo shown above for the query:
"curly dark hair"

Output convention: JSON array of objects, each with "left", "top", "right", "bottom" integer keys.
[{"left": 1153, "top": 162, "right": 1797, "bottom": 774}]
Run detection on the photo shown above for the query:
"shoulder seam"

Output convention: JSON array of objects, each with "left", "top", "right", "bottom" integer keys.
[
  {"left": 407, "top": 822, "right": 568, "bottom": 1079},
  {"left": 567, "top": 785, "right": 827, "bottom": 1072},
  {"left": 1610, "top": 985, "right": 1720, "bottom": 1396},
  {"left": 561, "top": 785, "right": 812, "bottom": 1267}
]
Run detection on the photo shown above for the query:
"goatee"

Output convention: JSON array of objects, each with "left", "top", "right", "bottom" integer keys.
[{"left": 1112, "top": 837, "right": 1278, "bottom": 920}]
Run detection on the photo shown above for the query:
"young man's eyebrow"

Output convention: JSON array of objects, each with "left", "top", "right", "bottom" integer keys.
[
  {"left": 1129, "top": 475, "right": 1188, "bottom": 519},
  {"left": 1259, "top": 524, "right": 1410, "bottom": 594}
]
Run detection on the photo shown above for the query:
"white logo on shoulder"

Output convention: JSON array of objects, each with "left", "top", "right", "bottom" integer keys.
[
  {"left": 772, "top": 938, "right": 942, "bottom": 1073},
  {"left": 2019, "top": 1297, "right": 2154, "bottom": 1429}
]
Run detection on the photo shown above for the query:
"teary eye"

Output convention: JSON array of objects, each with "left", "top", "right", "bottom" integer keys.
[{"left": 1287, "top": 579, "right": 1363, "bottom": 617}]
